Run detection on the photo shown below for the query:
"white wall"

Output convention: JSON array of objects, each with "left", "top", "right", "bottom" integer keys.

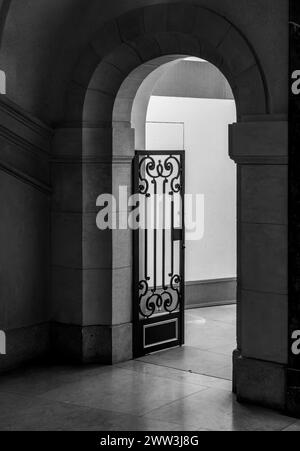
[
  {"left": 146, "top": 96, "right": 237, "bottom": 282},
  {"left": 146, "top": 122, "right": 184, "bottom": 150}
]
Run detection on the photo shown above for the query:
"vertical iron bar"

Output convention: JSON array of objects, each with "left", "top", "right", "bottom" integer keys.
[
  {"left": 170, "top": 194, "right": 174, "bottom": 278},
  {"left": 133, "top": 154, "right": 141, "bottom": 357},
  {"left": 153, "top": 179, "right": 157, "bottom": 291},
  {"left": 144, "top": 193, "right": 148, "bottom": 281},
  {"left": 162, "top": 178, "right": 166, "bottom": 289},
  {"left": 180, "top": 152, "right": 186, "bottom": 346}
]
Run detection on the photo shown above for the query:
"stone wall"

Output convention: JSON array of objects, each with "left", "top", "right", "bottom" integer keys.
[{"left": 0, "top": 97, "right": 52, "bottom": 371}]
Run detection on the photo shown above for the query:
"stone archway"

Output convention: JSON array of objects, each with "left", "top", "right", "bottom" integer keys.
[
  {"left": 52, "top": 3, "right": 288, "bottom": 411},
  {"left": 114, "top": 55, "right": 187, "bottom": 151}
]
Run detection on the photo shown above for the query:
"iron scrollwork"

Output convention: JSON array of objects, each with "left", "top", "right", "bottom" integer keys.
[
  {"left": 138, "top": 276, "right": 182, "bottom": 319},
  {"left": 137, "top": 154, "right": 183, "bottom": 320},
  {"left": 138, "top": 155, "right": 182, "bottom": 196}
]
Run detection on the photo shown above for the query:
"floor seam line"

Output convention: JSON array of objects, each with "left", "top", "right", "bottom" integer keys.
[
  {"left": 140, "top": 386, "right": 210, "bottom": 419},
  {"left": 137, "top": 359, "right": 232, "bottom": 382}
]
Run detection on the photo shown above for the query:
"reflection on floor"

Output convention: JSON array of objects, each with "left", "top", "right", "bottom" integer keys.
[
  {"left": 139, "top": 305, "right": 236, "bottom": 381},
  {"left": 0, "top": 305, "right": 298, "bottom": 431}
]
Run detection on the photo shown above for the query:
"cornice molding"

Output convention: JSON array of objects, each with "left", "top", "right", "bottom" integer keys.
[
  {"left": 0, "top": 124, "right": 48, "bottom": 159},
  {"left": 0, "top": 160, "right": 51, "bottom": 195},
  {"left": 229, "top": 120, "right": 288, "bottom": 165},
  {"left": 0, "top": 98, "right": 52, "bottom": 192},
  {"left": 0, "top": 97, "right": 53, "bottom": 155},
  {"left": 0, "top": 97, "right": 52, "bottom": 136}
]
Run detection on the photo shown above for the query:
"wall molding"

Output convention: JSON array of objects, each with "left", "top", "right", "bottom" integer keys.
[
  {"left": 229, "top": 121, "right": 288, "bottom": 165},
  {"left": 185, "top": 277, "right": 237, "bottom": 308},
  {"left": 51, "top": 155, "right": 133, "bottom": 165},
  {"left": 0, "top": 160, "right": 52, "bottom": 194},
  {"left": 0, "top": 98, "right": 52, "bottom": 192},
  {"left": 0, "top": 97, "right": 52, "bottom": 142},
  {"left": 0, "top": 123, "right": 50, "bottom": 158}
]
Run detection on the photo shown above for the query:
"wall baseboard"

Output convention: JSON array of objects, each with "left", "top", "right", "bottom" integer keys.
[
  {"left": 0, "top": 321, "right": 133, "bottom": 373},
  {"left": 185, "top": 277, "right": 237, "bottom": 309},
  {"left": 51, "top": 322, "right": 132, "bottom": 365},
  {"left": 0, "top": 97, "right": 52, "bottom": 194},
  {"left": 0, "top": 323, "right": 50, "bottom": 373}
]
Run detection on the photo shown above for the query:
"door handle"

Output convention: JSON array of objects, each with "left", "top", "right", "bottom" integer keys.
[{"left": 172, "top": 228, "right": 183, "bottom": 242}]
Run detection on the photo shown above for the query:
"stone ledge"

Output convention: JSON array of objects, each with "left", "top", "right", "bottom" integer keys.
[{"left": 229, "top": 121, "right": 288, "bottom": 164}]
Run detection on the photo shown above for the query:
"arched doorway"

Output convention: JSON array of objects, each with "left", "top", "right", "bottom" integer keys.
[
  {"left": 52, "top": 4, "right": 288, "bottom": 411},
  {"left": 129, "top": 58, "right": 238, "bottom": 378},
  {"left": 114, "top": 56, "right": 237, "bottom": 372}
]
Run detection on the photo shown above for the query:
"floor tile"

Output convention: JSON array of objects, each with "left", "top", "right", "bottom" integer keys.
[
  {"left": 0, "top": 363, "right": 112, "bottom": 397},
  {"left": 0, "top": 305, "right": 292, "bottom": 431},
  {"left": 187, "top": 305, "right": 236, "bottom": 325},
  {"left": 138, "top": 346, "right": 232, "bottom": 380},
  {"left": 185, "top": 318, "right": 236, "bottom": 351},
  {"left": 40, "top": 366, "right": 207, "bottom": 416},
  {"left": 207, "top": 343, "right": 236, "bottom": 356},
  {"left": 116, "top": 360, "right": 232, "bottom": 391},
  {"left": 0, "top": 391, "right": 198, "bottom": 431},
  {"left": 282, "top": 421, "right": 300, "bottom": 431},
  {"left": 143, "top": 388, "right": 295, "bottom": 431}
]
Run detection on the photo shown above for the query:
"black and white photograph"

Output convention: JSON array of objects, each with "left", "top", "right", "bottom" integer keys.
[{"left": 0, "top": 0, "right": 297, "bottom": 435}]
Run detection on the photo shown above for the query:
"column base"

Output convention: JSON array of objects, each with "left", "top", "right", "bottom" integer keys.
[
  {"left": 233, "top": 350, "right": 286, "bottom": 411},
  {"left": 286, "top": 369, "right": 300, "bottom": 418},
  {"left": 51, "top": 322, "right": 132, "bottom": 364}
]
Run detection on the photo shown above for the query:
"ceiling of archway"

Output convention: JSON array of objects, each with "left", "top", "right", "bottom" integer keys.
[{"left": 152, "top": 59, "right": 234, "bottom": 100}]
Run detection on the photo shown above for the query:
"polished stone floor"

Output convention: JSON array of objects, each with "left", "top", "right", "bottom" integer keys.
[
  {"left": 0, "top": 306, "right": 298, "bottom": 431},
  {"left": 139, "top": 305, "right": 236, "bottom": 380}
]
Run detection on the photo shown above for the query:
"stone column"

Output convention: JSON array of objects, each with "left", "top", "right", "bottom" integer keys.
[
  {"left": 230, "top": 120, "right": 288, "bottom": 410},
  {"left": 51, "top": 124, "right": 134, "bottom": 363}
]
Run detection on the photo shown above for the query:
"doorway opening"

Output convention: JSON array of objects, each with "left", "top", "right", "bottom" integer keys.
[
  {"left": 131, "top": 57, "right": 237, "bottom": 382},
  {"left": 73, "top": 4, "right": 279, "bottom": 410}
]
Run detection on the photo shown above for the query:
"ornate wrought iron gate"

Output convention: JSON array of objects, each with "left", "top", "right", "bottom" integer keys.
[{"left": 133, "top": 151, "right": 185, "bottom": 358}]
